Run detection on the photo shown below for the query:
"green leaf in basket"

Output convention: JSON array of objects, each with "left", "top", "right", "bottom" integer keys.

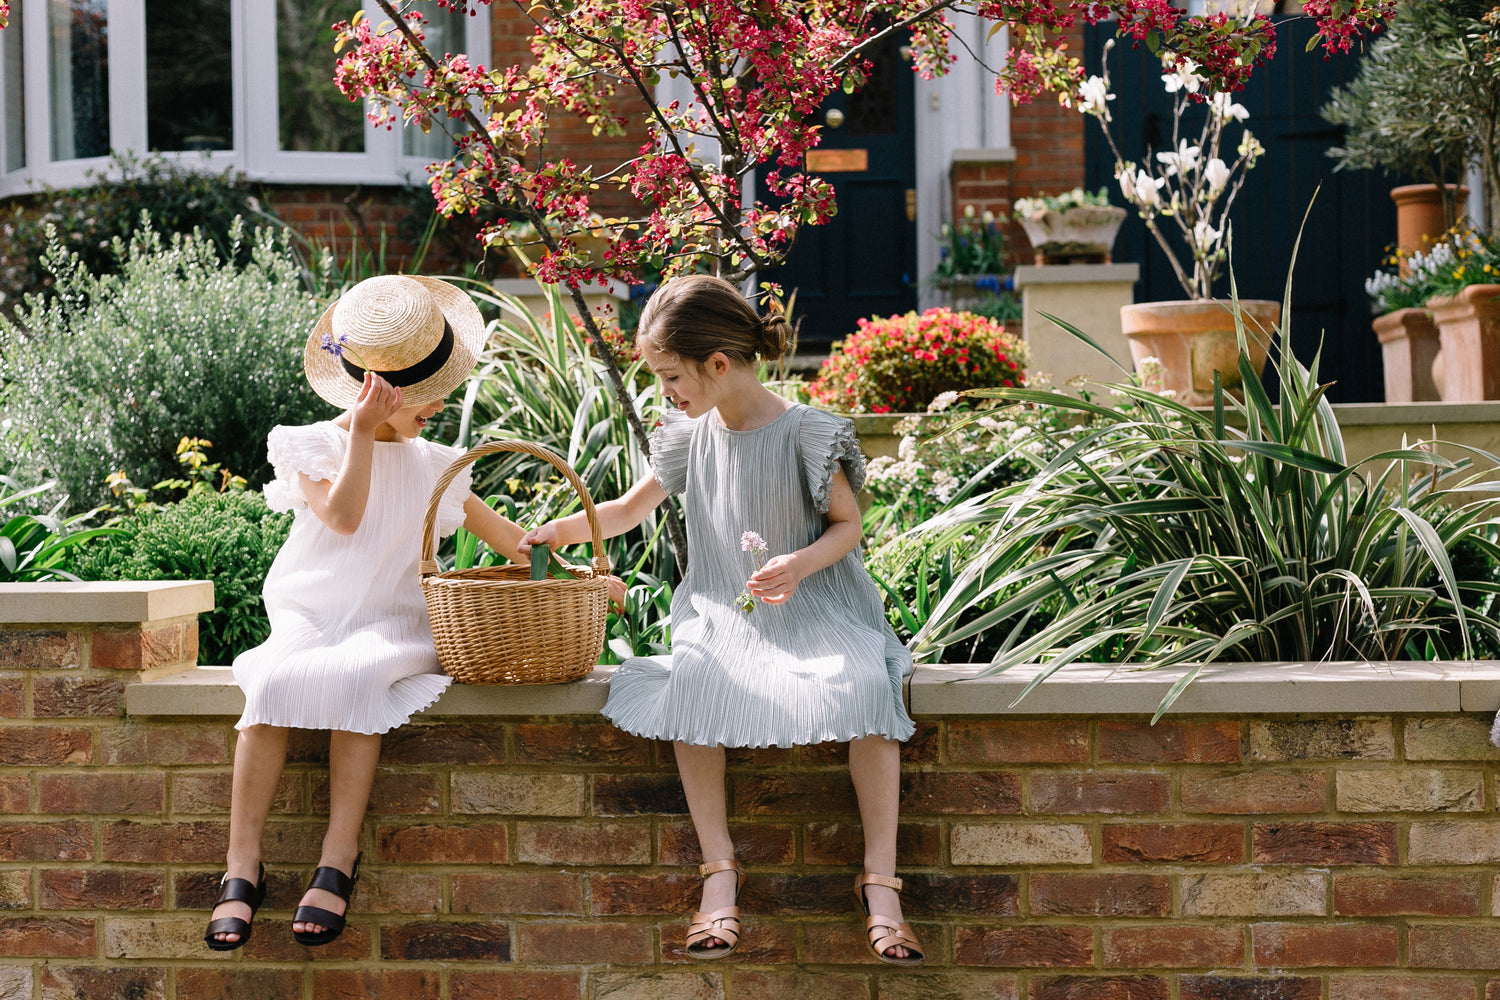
[{"left": 528, "top": 543, "right": 577, "bottom": 581}]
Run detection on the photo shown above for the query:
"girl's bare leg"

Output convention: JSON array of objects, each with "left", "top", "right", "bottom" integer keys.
[
  {"left": 292, "top": 730, "right": 380, "bottom": 936},
  {"left": 208, "top": 724, "right": 290, "bottom": 944},
  {"left": 674, "top": 741, "right": 737, "bottom": 950},
  {"left": 849, "top": 735, "right": 911, "bottom": 960}
]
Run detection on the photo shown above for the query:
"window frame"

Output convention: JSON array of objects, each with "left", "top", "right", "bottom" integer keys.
[{"left": 0, "top": 0, "right": 489, "bottom": 198}]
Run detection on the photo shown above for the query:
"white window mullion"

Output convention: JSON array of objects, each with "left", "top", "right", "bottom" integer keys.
[{"left": 109, "top": 0, "right": 145, "bottom": 169}]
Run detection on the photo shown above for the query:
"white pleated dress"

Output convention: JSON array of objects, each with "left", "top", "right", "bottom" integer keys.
[
  {"left": 602, "top": 404, "right": 915, "bottom": 749},
  {"left": 232, "top": 422, "right": 471, "bottom": 735}
]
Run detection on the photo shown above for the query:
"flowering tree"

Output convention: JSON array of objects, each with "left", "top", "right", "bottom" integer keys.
[{"left": 1079, "top": 39, "right": 1264, "bottom": 301}]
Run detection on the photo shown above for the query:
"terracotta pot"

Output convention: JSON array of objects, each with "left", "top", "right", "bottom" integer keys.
[
  {"left": 1373, "top": 307, "right": 1441, "bottom": 403},
  {"left": 1119, "top": 299, "right": 1280, "bottom": 407},
  {"left": 1426, "top": 284, "right": 1500, "bottom": 401},
  {"left": 1015, "top": 205, "right": 1127, "bottom": 266},
  {"left": 1390, "top": 183, "right": 1468, "bottom": 263}
]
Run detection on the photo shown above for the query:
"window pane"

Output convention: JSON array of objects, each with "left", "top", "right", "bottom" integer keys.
[
  {"left": 5, "top": 1, "right": 24, "bottom": 172},
  {"left": 49, "top": 0, "right": 109, "bottom": 162},
  {"left": 279, "top": 0, "right": 363, "bottom": 152},
  {"left": 403, "top": 0, "right": 466, "bottom": 159},
  {"left": 146, "top": 0, "right": 233, "bottom": 151}
]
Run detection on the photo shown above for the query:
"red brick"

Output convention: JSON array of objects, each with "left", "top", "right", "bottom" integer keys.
[
  {"left": 310, "top": 969, "right": 441, "bottom": 999},
  {"left": 516, "top": 921, "right": 653, "bottom": 964},
  {"left": 32, "top": 675, "right": 127, "bottom": 717},
  {"left": 450, "top": 971, "right": 583, "bottom": 1000},
  {"left": 102, "top": 820, "right": 227, "bottom": 863},
  {"left": 376, "top": 823, "right": 508, "bottom": 863},
  {"left": 0, "top": 629, "right": 80, "bottom": 668},
  {"left": 1334, "top": 875, "right": 1481, "bottom": 917},
  {"left": 588, "top": 873, "right": 698, "bottom": 915},
  {"left": 731, "top": 971, "right": 870, "bottom": 1000},
  {"left": 0, "top": 775, "right": 28, "bottom": 813},
  {"left": 1097, "top": 720, "right": 1240, "bottom": 763},
  {"left": 1031, "top": 976, "right": 1169, "bottom": 1000},
  {"left": 379, "top": 723, "right": 507, "bottom": 765},
  {"left": 0, "top": 677, "right": 23, "bottom": 716},
  {"left": 1252, "top": 923, "right": 1399, "bottom": 968},
  {"left": 1182, "top": 771, "right": 1327, "bottom": 814},
  {"left": 1103, "top": 925, "right": 1244, "bottom": 968},
  {"left": 903, "top": 873, "right": 1019, "bottom": 918},
  {"left": 380, "top": 920, "right": 510, "bottom": 961},
  {"left": 101, "top": 723, "right": 227, "bottom": 765},
  {"left": 1253, "top": 822, "right": 1397, "bottom": 865},
  {"left": 172, "top": 772, "right": 302, "bottom": 815},
  {"left": 658, "top": 821, "right": 795, "bottom": 865},
  {"left": 39, "top": 965, "right": 165, "bottom": 999},
  {"left": 452, "top": 872, "right": 584, "bottom": 915},
  {"left": 0, "top": 725, "right": 91, "bottom": 765},
  {"left": 40, "top": 868, "right": 165, "bottom": 910},
  {"left": 955, "top": 925, "right": 1093, "bottom": 967},
  {"left": 900, "top": 771, "right": 1022, "bottom": 815},
  {"left": 1180, "top": 976, "right": 1322, "bottom": 1000},
  {"left": 1030, "top": 873, "right": 1171, "bottom": 917},
  {"left": 91, "top": 624, "right": 186, "bottom": 671},
  {"left": 1101, "top": 823, "right": 1243, "bottom": 864},
  {"left": 732, "top": 772, "right": 859, "bottom": 815},
  {"left": 0, "top": 917, "right": 95, "bottom": 956},
  {"left": 803, "top": 821, "right": 943, "bottom": 866},
  {"left": 244, "top": 918, "right": 371, "bottom": 962},
  {"left": 740, "top": 873, "right": 855, "bottom": 916},
  {"left": 514, "top": 721, "right": 651, "bottom": 764},
  {"left": 732, "top": 921, "right": 828, "bottom": 966},
  {"left": 1030, "top": 772, "right": 1170, "bottom": 814},
  {"left": 593, "top": 773, "right": 690, "bottom": 816},
  {"left": 1328, "top": 976, "right": 1479, "bottom": 1000},
  {"left": 174, "top": 967, "right": 305, "bottom": 1000},
  {"left": 1410, "top": 925, "right": 1500, "bottom": 970},
  {"left": 517, "top": 821, "right": 651, "bottom": 865},
  {"left": 0, "top": 821, "right": 92, "bottom": 861},
  {"left": 313, "top": 770, "right": 441, "bottom": 815},
  {"left": 39, "top": 772, "right": 165, "bottom": 815},
  {"left": 872, "top": 971, "right": 1020, "bottom": 1000}
]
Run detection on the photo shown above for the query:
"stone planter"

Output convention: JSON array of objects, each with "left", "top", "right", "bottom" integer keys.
[
  {"left": 1427, "top": 283, "right": 1500, "bottom": 401},
  {"left": 1014, "top": 204, "right": 1127, "bottom": 266},
  {"left": 1119, "top": 299, "right": 1280, "bottom": 407},
  {"left": 1373, "top": 307, "right": 1442, "bottom": 403},
  {"left": 935, "top": 274, "right": 1004, "bottom": 312}
]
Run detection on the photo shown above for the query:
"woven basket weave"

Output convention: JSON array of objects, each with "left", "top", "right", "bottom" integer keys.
[{"left": 419, "top": 440, "right": 610, "bottom": 685}]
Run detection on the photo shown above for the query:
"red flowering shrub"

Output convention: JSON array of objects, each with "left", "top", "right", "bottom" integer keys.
[{"left": 807, "top": 307, "right": 1027, "bottom": 414}]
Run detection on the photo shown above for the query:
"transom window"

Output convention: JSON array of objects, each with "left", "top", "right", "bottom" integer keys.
[{"left": 0, "top": 0, "right": 488, "bottom": 197}]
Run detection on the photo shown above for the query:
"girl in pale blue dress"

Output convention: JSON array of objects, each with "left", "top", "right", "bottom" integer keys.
[{"left": 521, "top": 274, "right": 923, "bottom": 967}]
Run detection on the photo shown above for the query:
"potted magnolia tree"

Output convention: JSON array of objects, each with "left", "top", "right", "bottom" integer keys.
[{"left": 1078, "top": 40, "right": 1273, "bottom": 407}]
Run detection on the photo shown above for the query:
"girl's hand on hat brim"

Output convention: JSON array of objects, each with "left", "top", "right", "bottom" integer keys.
[{"left": 350, "top": 372, "right": 403, "bottom": 436}]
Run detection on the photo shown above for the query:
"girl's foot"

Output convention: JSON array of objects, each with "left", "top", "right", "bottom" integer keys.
[
  {"left": 292, "top": 852, "right": 361, "bottom": 945},
  {"left": 853, "top": 872, "right": 924, "bottom": 967},
  {"left": 204, "top": 862, "right": 267, "bottom": 951},
  {"left": 685, "top": 858, "right": 744, "bottom": 959}
]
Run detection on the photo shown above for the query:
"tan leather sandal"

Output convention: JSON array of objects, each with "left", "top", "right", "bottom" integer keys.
[
  {"left": 853, "top": 872, "right": 925, "bottom": 967},
  {"left": 685, "top": 858, "right": 745, "bottom": 960}
]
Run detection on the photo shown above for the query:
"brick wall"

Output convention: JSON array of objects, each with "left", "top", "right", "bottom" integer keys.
[{"left": 4, "top": 589, "right": 1500, "bottom": 1000}]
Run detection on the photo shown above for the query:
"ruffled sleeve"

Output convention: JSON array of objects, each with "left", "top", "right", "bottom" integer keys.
[
  {"left": 262, "top": 423, "right": 344, "bottom": 514},
  {"left": 799, "top": 406, "right": 867, "bottom": 513},
  {"left": 424, "top": 440, "right": 474, "bottom": 539},
  {"left": 648, "top": 409, "right": 697, "bottom": 496}
]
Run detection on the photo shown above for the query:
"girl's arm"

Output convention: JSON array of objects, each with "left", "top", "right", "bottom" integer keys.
[
  {"left": 301, "top": 373, "right": 403, "bottom": 535},
  {"left": 463, "top": 494, "right": 628, "bottom": 607},
  {"left": 518, "top": 471, "right": 668, "bottom": 552},
  {"left": 747, "top": 464, "right": 861, "bottom": 605}
]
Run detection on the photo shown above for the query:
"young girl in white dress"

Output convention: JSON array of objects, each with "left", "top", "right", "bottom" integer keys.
[
  {"left": 520, "top": 274, "right": 923, "bottom": 966},
  {"left": 204, "top": 274, "right": 535, "bottom": 951}
]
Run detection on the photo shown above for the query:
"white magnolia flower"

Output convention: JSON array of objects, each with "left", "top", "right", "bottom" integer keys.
[
  {"left": 1204, "top": 157, "right": 1231, "bottom": 194},
  {"left": 1210, "top": 91, "right": 1249, "bottom": 123},
  {"left": 1156, "top": 139, "right": 1201, "bottom": 178},
  {"left": 1131, "top": 170, "right": 1165, "bottom": 210},
  {"left": 1078, "top": 75, "right": 1114, "bottom": 119},
  {"left": 1193, "top": 219, "right": 1222, "bottom": 253},
  {"left": 1161, "top": 57, "right": 1203, "bottom": 95},
  {"left": 1117, "top": 165, "right": 1136, "bottom": 201}
]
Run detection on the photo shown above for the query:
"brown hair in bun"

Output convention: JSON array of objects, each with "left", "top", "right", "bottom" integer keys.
[{"left": 637, "top": 274, "right": 791, "bottom": 367}]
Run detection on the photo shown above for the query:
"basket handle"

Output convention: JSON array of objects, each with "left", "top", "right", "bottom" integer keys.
[{"left": 420, "top": 440, "right": 611, "bottom": 579}]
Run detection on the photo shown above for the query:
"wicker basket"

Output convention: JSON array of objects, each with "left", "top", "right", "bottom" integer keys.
[{"left": 419, "top": 440, "right": 611, "bottom": 685}]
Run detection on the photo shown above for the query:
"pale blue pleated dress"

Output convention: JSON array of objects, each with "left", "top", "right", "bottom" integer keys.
[
  {"left": 232, "top": 422, "right": 471, "bottom": 735},
  {"left": 603, "top": 404, "right": 915, "bottom": 748}
]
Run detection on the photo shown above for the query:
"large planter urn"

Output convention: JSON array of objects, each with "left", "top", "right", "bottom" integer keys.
[
  {"left": 1390, "top": 183, "right": 1468, "bottom": 264},
  {"left": 1372, "top": 307, "right": 1441, "bottom": 402},
  {"left": 1119, "top": 299, "right": 1280, "bottom": 407},
  {"left": 1426, "top": 284, "right": 1500, "bottom": 401},
  {"left": 1015, "top": 205, "right": 1128, "bottom": 266}
]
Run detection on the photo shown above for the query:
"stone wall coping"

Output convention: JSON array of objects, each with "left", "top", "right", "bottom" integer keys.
[
  {"left": 125, "top": 659, "right": 1500, "bottom": 719},
  {"left": 1014, "top": 262, "right": 1141, "bottom": 287},
  {"left": 0, "top": 580, "right": 214, "bottom": 624},
  {"left": 949, "top": 146, "right": 1017, "bottom": 164}
]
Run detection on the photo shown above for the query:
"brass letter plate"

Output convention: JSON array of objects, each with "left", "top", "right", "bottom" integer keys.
[{"left": 806, "top": 148, "right": 869, "bottom": 173}]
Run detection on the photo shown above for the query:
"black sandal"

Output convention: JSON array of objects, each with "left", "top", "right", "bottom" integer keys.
[
  {"left": 203, "top": 864, "right": 267, "bottom": 952},
  {"left": 291, "top": 854, "right": 361, "bottom": 946}
]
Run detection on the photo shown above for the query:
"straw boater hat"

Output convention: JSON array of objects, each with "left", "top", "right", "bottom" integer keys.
[{"left": 304, "top": 274, "right": 487, "bottom": 409}]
